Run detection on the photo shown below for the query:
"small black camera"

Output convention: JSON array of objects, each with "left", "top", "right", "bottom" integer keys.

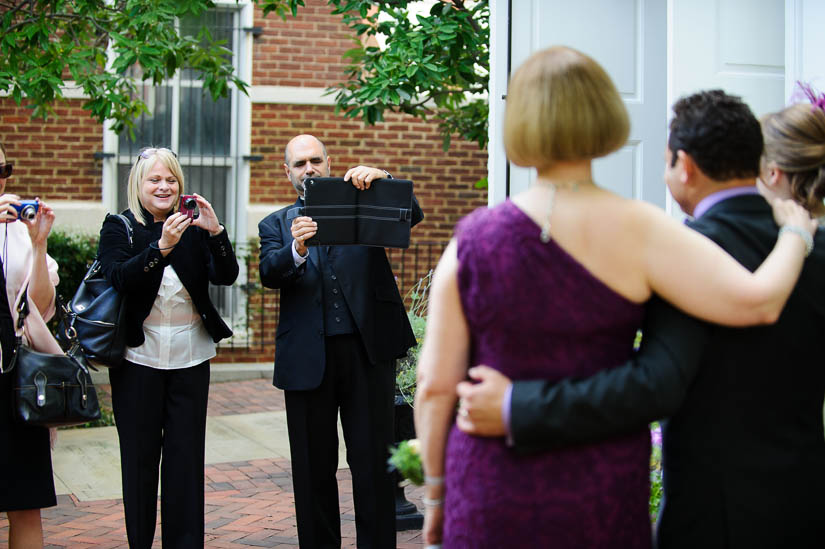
[{"left": 12, "top": 200, "right": 38, "bottom": 221}]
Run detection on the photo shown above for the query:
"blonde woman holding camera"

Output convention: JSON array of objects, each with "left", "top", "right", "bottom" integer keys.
[{"left": 98, "top": 147, "right": 238, "bottom": 548}]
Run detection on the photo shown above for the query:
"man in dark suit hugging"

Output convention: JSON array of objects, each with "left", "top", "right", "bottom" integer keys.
[
  {"left": 455, "top": 91, "right": 825, "bottom": 549},
  {"left": 258, "top": 134, "right": 424, "bottom": 548}
]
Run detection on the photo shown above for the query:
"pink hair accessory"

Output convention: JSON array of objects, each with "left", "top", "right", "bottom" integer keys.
[{"left": 794, "top": 81, "right": 825, "bottom": 112}]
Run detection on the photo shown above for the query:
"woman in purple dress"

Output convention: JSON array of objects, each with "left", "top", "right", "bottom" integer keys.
[{"left": 413, "top": 46, "right": 817, "bottom": 548}]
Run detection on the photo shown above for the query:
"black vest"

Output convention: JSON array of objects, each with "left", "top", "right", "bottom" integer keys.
[{"left": 318, "top": 247, "right": 357, "bottom": 336}]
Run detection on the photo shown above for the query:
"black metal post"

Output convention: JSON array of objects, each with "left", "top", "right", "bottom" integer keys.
[{"left": 394, "top": 393, "right": 423, "bottom": 531}]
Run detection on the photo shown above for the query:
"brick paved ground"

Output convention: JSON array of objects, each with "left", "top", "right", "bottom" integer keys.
[{"left": 0, "top": 378, "right": 425, "bottom": 548}]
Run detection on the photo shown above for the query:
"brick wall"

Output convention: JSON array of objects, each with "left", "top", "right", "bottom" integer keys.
[
  {"left": 252, "top": 1, "right": 352, "bottom": 87},
  {"left": 0, "top": 0, "right": 490, "bottom": 363},
  {"left": 239, "top": 103, "right": 487, "bottom": 363},
  {"left": 0, "top": 100, "right": 103, "bottom": 201},
  {"left": 250, "top": 104, "right": 488, "bottom": 243}
]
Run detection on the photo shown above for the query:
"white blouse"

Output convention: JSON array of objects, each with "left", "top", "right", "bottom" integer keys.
[
  {"left": 0, "top": 221, "right": 60, "bottom": 367},
  {"left": 124, "top": 265, "right": 216, "bottom": 370},
  {"left": 0, "top": 220, "right": 60, "bottom": 322}
]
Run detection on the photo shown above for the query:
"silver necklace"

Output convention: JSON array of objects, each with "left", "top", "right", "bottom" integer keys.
[
  {"left": 539, "top": 180, "right": 590, "bottom": 243},
  {"left": 539, "top": 183, "right": 557, "bottom": 243}
]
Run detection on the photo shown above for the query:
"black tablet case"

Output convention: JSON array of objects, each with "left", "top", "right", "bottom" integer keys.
[{"left": 286, "top": 177, "right": 414, "bottom": 248}]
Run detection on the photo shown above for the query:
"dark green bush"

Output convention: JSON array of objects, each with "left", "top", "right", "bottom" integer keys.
[{"left": 47, "top": 229, "right": 98, "bottom": 303}]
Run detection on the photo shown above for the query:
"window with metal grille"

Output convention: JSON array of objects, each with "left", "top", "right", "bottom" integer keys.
[{"left": 107, "top": 6, "right": 248, "bottom": 334}]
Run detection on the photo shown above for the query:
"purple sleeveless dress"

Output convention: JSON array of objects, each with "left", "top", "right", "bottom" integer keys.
[{"left": 443, "top": 201, "right": 651, "bottom": 548}]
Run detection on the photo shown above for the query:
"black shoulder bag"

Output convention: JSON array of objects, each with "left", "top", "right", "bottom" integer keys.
[
  {"left": 10, "top": 288, "right": 101, "bottom": 427},
  {"left": 57, "top": 213, "right": 132, "bottom": 368}
]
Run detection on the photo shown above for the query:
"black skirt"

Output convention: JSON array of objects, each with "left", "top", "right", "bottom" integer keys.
[
  {"left": 0, "top": 370, "right": 57, "bottom": 511},
  {"left": 0, "top": 255, "right": 56, "bottom": 512}
]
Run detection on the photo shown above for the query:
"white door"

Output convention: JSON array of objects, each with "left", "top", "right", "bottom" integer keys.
[
  {"left": 489, "top": 0, "right": 668, "bottom": 207},
  {"left": 666, "top": 0, "right": 784, "bottom": 216},
  {"left": 670, "top": 0, "right": 785, "bottom": 118}
]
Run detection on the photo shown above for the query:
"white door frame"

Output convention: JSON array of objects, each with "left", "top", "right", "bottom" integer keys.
[{"left": 489, "top": 0, "right": 825, "bottom": 208}]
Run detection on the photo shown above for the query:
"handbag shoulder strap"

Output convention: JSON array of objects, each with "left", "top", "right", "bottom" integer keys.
[
  {"left": 107, "top": 213, "right": 133, "bottom": 248},
  {"left": 4, "top": 283, "right": 30, "bottom": 373},
  {"left": 14, "top": 283, "right": 29, "bottom": 335}
]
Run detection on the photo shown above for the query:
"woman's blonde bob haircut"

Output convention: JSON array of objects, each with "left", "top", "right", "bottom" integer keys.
[
  {"left": 126, "top": 148, "right": 185, "bottom": 226},
  {"left": 504, "top": 46, "right": 630, "bottom": 169}
]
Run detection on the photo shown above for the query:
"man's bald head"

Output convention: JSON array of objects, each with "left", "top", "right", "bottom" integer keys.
[
  {"left": 283, "top": 134, "right": 331, "bottom": 197},
  {"left": 285, "top": 134, "right": 328, "bottom": 164}
]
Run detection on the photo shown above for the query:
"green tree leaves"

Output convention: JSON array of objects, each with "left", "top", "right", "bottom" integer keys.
[
  {"left": 1, "top": 0, "right": 246, "bottom": 136},
  {"left": 3, "top": 0, "right": 489, "bottom": 152},
  {"left": 320, "top": 0, "right": 489, "bottom": 151}
]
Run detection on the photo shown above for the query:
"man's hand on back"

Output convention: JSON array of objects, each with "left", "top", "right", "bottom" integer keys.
[{"left": 456, "top": 366, "right": 512, "bottom": 437}]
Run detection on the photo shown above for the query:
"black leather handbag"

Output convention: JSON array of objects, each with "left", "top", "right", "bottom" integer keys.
[
  {"left": 287, "top": 177, "right": 415, "bottom": 248},
  {"left": 10, "top": 291, "right": 101, "bottom": 428},
  {"left": 57, "top": 213, "right": 131, "bottom": 368}
]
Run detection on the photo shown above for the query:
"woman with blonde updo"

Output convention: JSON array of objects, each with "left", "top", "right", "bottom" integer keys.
[{"left": 759, "top": 89, "right": 825, "bottom": 217}]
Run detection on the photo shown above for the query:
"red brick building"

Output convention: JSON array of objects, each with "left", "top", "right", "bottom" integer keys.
[{"left": 0, "top": 0, "right": 488, "bottom": 362}]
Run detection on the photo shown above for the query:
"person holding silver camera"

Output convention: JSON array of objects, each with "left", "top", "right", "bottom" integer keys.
[
  {"left": 97, "top": 147, "right": 238, "bottom": 548},
  {"left": 0, "top": 140, "right": 60, "bottom": 549}
]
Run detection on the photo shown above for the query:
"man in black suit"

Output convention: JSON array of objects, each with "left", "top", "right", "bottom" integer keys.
[
  {"left": 455, "top": 91, "right": 825, "bottom": 548},
  {"left": 258, "top": 134, "right": 423, "bottom": 548}
]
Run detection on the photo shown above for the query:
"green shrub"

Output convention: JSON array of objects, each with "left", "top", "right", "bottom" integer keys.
[
  {"left": 650, "top": 422, "right": 663, "bottom": 521},
  {"left": 47, "top": 229, "right": 98, "bottom": 302},
  {"left": 396, "top": 271, "right": 432, "bottom": 405}
]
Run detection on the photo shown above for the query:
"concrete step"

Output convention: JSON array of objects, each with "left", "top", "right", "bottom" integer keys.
[{"left": 90, "top": 362, "right": 274, "bottom": 385}]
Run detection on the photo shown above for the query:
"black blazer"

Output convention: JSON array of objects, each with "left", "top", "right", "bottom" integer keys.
[
  {"left": 258, "top": 191, "right": 424, "bottom": 391},
  {"left": 508, "top": 195, "right": 825, "bottom": 548},
  {"left": 98, "top": 210, "right": 239, "bottom": 348}
]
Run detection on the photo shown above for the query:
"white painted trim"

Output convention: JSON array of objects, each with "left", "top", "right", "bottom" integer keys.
[
  {"left": 101, "top": 119, "right": 119, "bottom": 214},
  {"left": 487, "top": 0, "right": 509, "bottom": 207},
  {"left": 49, "top": 201, "right": 110, "bottom": 234},
  {"left": 249, "top": 85, "right": 336, "bottom": 105},
  {"left": 665, "top": 0, "right": 679, "bottom": 219},
  {"left": 785, "top": 0, "right": 803, "bottom": 102},
  {"left": 101, "top": 37, "right": 119, "bottom": 214},
  {"left": 235, "top": 2, "right": 254, "bottom": 248},
  {"left": 785, "top": 0, "right": 825, "bottom": 100},
  {"left": 59, "top": 83, "right": 88, "bottom": 99},
  {"left": 49, "top": 200, "right": 289, "bottom": 241},
  {"left": 247, "top": 204, "right": 290, "bottom": 238},
  {"left": 0, "top": 82, "right": 89, "bottom": 100}
]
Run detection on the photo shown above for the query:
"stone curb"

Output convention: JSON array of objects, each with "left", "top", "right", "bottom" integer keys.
[{"left": 90, "top": 362, "right": 274, "bottom": 385}]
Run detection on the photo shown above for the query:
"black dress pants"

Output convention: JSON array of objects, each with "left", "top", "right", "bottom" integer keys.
[
  {"left": 109, "top": 360, "right": 210, "bottom": 548},
  {"left": 284, "top": 334, "right": 396, "bottom": 549}
]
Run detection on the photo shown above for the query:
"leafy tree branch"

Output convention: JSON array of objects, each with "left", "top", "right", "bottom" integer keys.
[
  {"left": 2, "top": 0, "right": 489, "bottom": 152},
  {"left": 1, "top": 0, "right": 246, "bottom": 135}
]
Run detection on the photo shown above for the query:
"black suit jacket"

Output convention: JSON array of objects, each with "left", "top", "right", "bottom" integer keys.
[
  {"left": 509, "top": 194, "right": 825, "bottom": 548},
  {"left": 98, "top": 210, "right": 239, "bottom": 347},
  {"left": 258, "top": 191, "right": 423, "bottom": 391}
]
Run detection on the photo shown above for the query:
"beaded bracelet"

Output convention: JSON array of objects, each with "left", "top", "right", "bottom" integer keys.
[
  {"left": 779, "top": 225, "right": 814, "bottom": 257},
  {"left": 150, "top": 242, "right": 176, "bottom": 251},
  {"left": 422, "top": 497, "right": 444, "bottom": 507},
  {"left": 425, "top": 475, "right": 444, "bottom": 486}
]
